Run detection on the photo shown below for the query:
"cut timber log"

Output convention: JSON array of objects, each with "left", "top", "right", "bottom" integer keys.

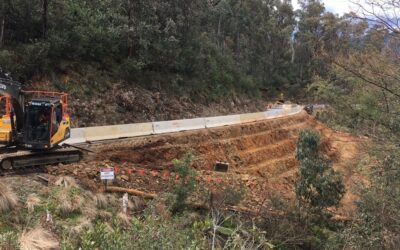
[{"left": 106, "top": 186, "right": 156, "bottom": 199}]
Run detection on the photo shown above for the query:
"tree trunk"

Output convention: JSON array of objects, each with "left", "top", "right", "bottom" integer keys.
[
  {"left": 181, "top": 1, "right": 191, "bottom": 47},
  {"left": 234, "top": 0, "right": 243, "bottom": 61},
  {"left": 0, "top": 1, "right": 4, "bottom": 48},
  {"left": 291, "top": 40, "right": 295, "bottom": 63},
  {"left": 127, "top": 0, "right": 133, "bottom": 58},
  {"left": 217, "top": 13, "right": 222, "bottom": 48},
  {"left": 42, "top": 0, "right": 48, "bottom": 39},
  {"left": 0, "top": 14, "right": 4, "bottom": 48}
]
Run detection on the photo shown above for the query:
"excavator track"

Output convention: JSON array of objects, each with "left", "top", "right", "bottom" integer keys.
[
  {"left": 0, "top": 147, "right": 82, "bottom": 173},
  {"left": 0, "top": 166, "right": 47, "bottom": 177}
]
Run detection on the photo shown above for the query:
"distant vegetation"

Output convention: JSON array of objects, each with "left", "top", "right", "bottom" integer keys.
[{"left": 0, "top": 0, "right": 380, "bottom": 100}]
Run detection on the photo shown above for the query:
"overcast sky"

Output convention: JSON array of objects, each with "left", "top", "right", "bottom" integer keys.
[{"left": 292, "top": 0, "right": 357, "bottom": 15}]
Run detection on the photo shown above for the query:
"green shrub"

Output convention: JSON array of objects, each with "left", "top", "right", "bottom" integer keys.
[
  {"left": 0, "top": 42, "right": 51, "bottom": 79},
  {"left": 342, "top": 152, "right": 400, "bottom": 249},
  {"left": 169, "top": 153, "right": 197, "bottom": 213},
  {"left": 80, "top": 222, "right": 129, "bottom": 250},
  {"left": 295, "top": 129, "right": 345, "bottom": 211},
  {"left": 0, "top": 231, "right": 19, "bottom": 250},
  {"left": 80, "top": 214, "right": 206, "bottom": 250}
]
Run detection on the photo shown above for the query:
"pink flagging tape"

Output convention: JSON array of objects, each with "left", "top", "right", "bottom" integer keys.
[{"left": 162, "top": 171, "right": 170, "bottom": 180}]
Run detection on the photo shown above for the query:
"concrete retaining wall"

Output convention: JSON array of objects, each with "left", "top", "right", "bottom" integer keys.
[
  {"left": 84, "top": 122, "right": 154, "bottom": 141},
  {"left": 205, "top": 115, "right": 241, "bottom": 128},
  {"left": 64, "top": 105, "right": 304, "bottom": 144},
  {"left": 239, "top": 112, "right": 266, "bottom": 123},
  {"left": 66, "top": 128, "right": 86, "bottom": 144},
  {"left": 153, "top": 118, "right": 205, "bottom": 134}
]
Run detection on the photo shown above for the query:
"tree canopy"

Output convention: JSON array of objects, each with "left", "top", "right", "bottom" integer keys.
[{"left": 0, "top": 0, "right": 344, "bottom": 99}]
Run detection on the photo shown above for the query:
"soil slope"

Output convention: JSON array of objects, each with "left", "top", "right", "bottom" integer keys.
[{"left": 47, "top": 111, "right": 365, "bottom": 216}]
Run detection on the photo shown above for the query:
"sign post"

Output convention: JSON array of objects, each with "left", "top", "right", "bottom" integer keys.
[{"left": 100, "top": 168, "right": 115, "bottom": 191}]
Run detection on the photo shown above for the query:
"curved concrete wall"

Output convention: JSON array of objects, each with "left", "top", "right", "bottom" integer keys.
[
  {"left": 64, "top": 105, "right": 304, "bottom": 145},
  {"left": 153, "top": 118, "right": 205, "bottom": 134},
  {"left": 84, "top": 122, "right": 154, "bottom": 141},
  {"left": 205, "top": 115, "right": 240, "bottom": 128}
]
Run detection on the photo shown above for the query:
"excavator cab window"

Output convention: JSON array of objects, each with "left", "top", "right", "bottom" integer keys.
[
  {"left": 0, "top": 97, "right": 4, "bottom": 116},
  {"left": 51, "top": 106, "right": 60, "bottom": 136},
  {"left": 55, "top": 104, "right": 62, "bottom": 123},
  {"left": 25, "top": 105, "right": 51, "bottom": 143}
]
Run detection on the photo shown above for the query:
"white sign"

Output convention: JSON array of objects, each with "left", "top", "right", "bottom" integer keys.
[{"left": 100, "top": 168, "right": 115, "bottom": 180}]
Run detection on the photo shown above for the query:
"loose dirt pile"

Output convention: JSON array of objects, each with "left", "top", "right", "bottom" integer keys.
[{"left": 47, "top": 112, "right": 365, "bottom": 216}]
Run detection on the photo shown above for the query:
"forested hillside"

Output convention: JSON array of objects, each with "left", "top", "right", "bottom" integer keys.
[
  {"left": 1, "top": 0, "right": 348, "bottom": 110},
  {"left": 0, "top": 0, "right": 298, "bottom": 95},
  {"left": 1, "top": 0, "right": 396, "bottom": 102}
]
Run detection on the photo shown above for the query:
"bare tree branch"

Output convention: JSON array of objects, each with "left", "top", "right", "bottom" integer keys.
[
  {"left": 350, "top": 0, "right": 400, "bottom": 34},
  {"left": 332, "top": 60, "right": 400, "bottom": 99}
]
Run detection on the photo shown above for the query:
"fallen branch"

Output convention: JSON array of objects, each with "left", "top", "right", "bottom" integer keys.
[
  {"left": 191, "top": 203, "right": 257, "bottom": 215},
  {"left": 106, "top": 186, "right": 157, "bottom": 199},
  {"left": 37, "top": 175, "right": 49, "bottom": 183}
]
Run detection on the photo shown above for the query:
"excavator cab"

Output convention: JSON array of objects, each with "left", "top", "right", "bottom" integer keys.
[{"left": 23, "top": 92, "right": 71, "bottom": 150}]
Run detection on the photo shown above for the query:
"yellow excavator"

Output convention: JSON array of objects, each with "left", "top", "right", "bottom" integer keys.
[{"left": 0, "top": 73, "right": 81, "bottom": 170}]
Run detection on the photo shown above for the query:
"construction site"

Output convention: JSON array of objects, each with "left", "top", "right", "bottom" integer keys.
[
  {"left": 46, "top": 110, "right": 363, "bottom": 214},
  {"left": 0, "top": 71, "right": 370, "bottom": 249},
  {"left": 2, "top": 0, "right": 400, "bottom": 247}
]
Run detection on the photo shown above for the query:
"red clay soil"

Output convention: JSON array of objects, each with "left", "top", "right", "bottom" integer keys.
[{"left": 47, "top": 111, "right": 365, "bottom": 216}]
